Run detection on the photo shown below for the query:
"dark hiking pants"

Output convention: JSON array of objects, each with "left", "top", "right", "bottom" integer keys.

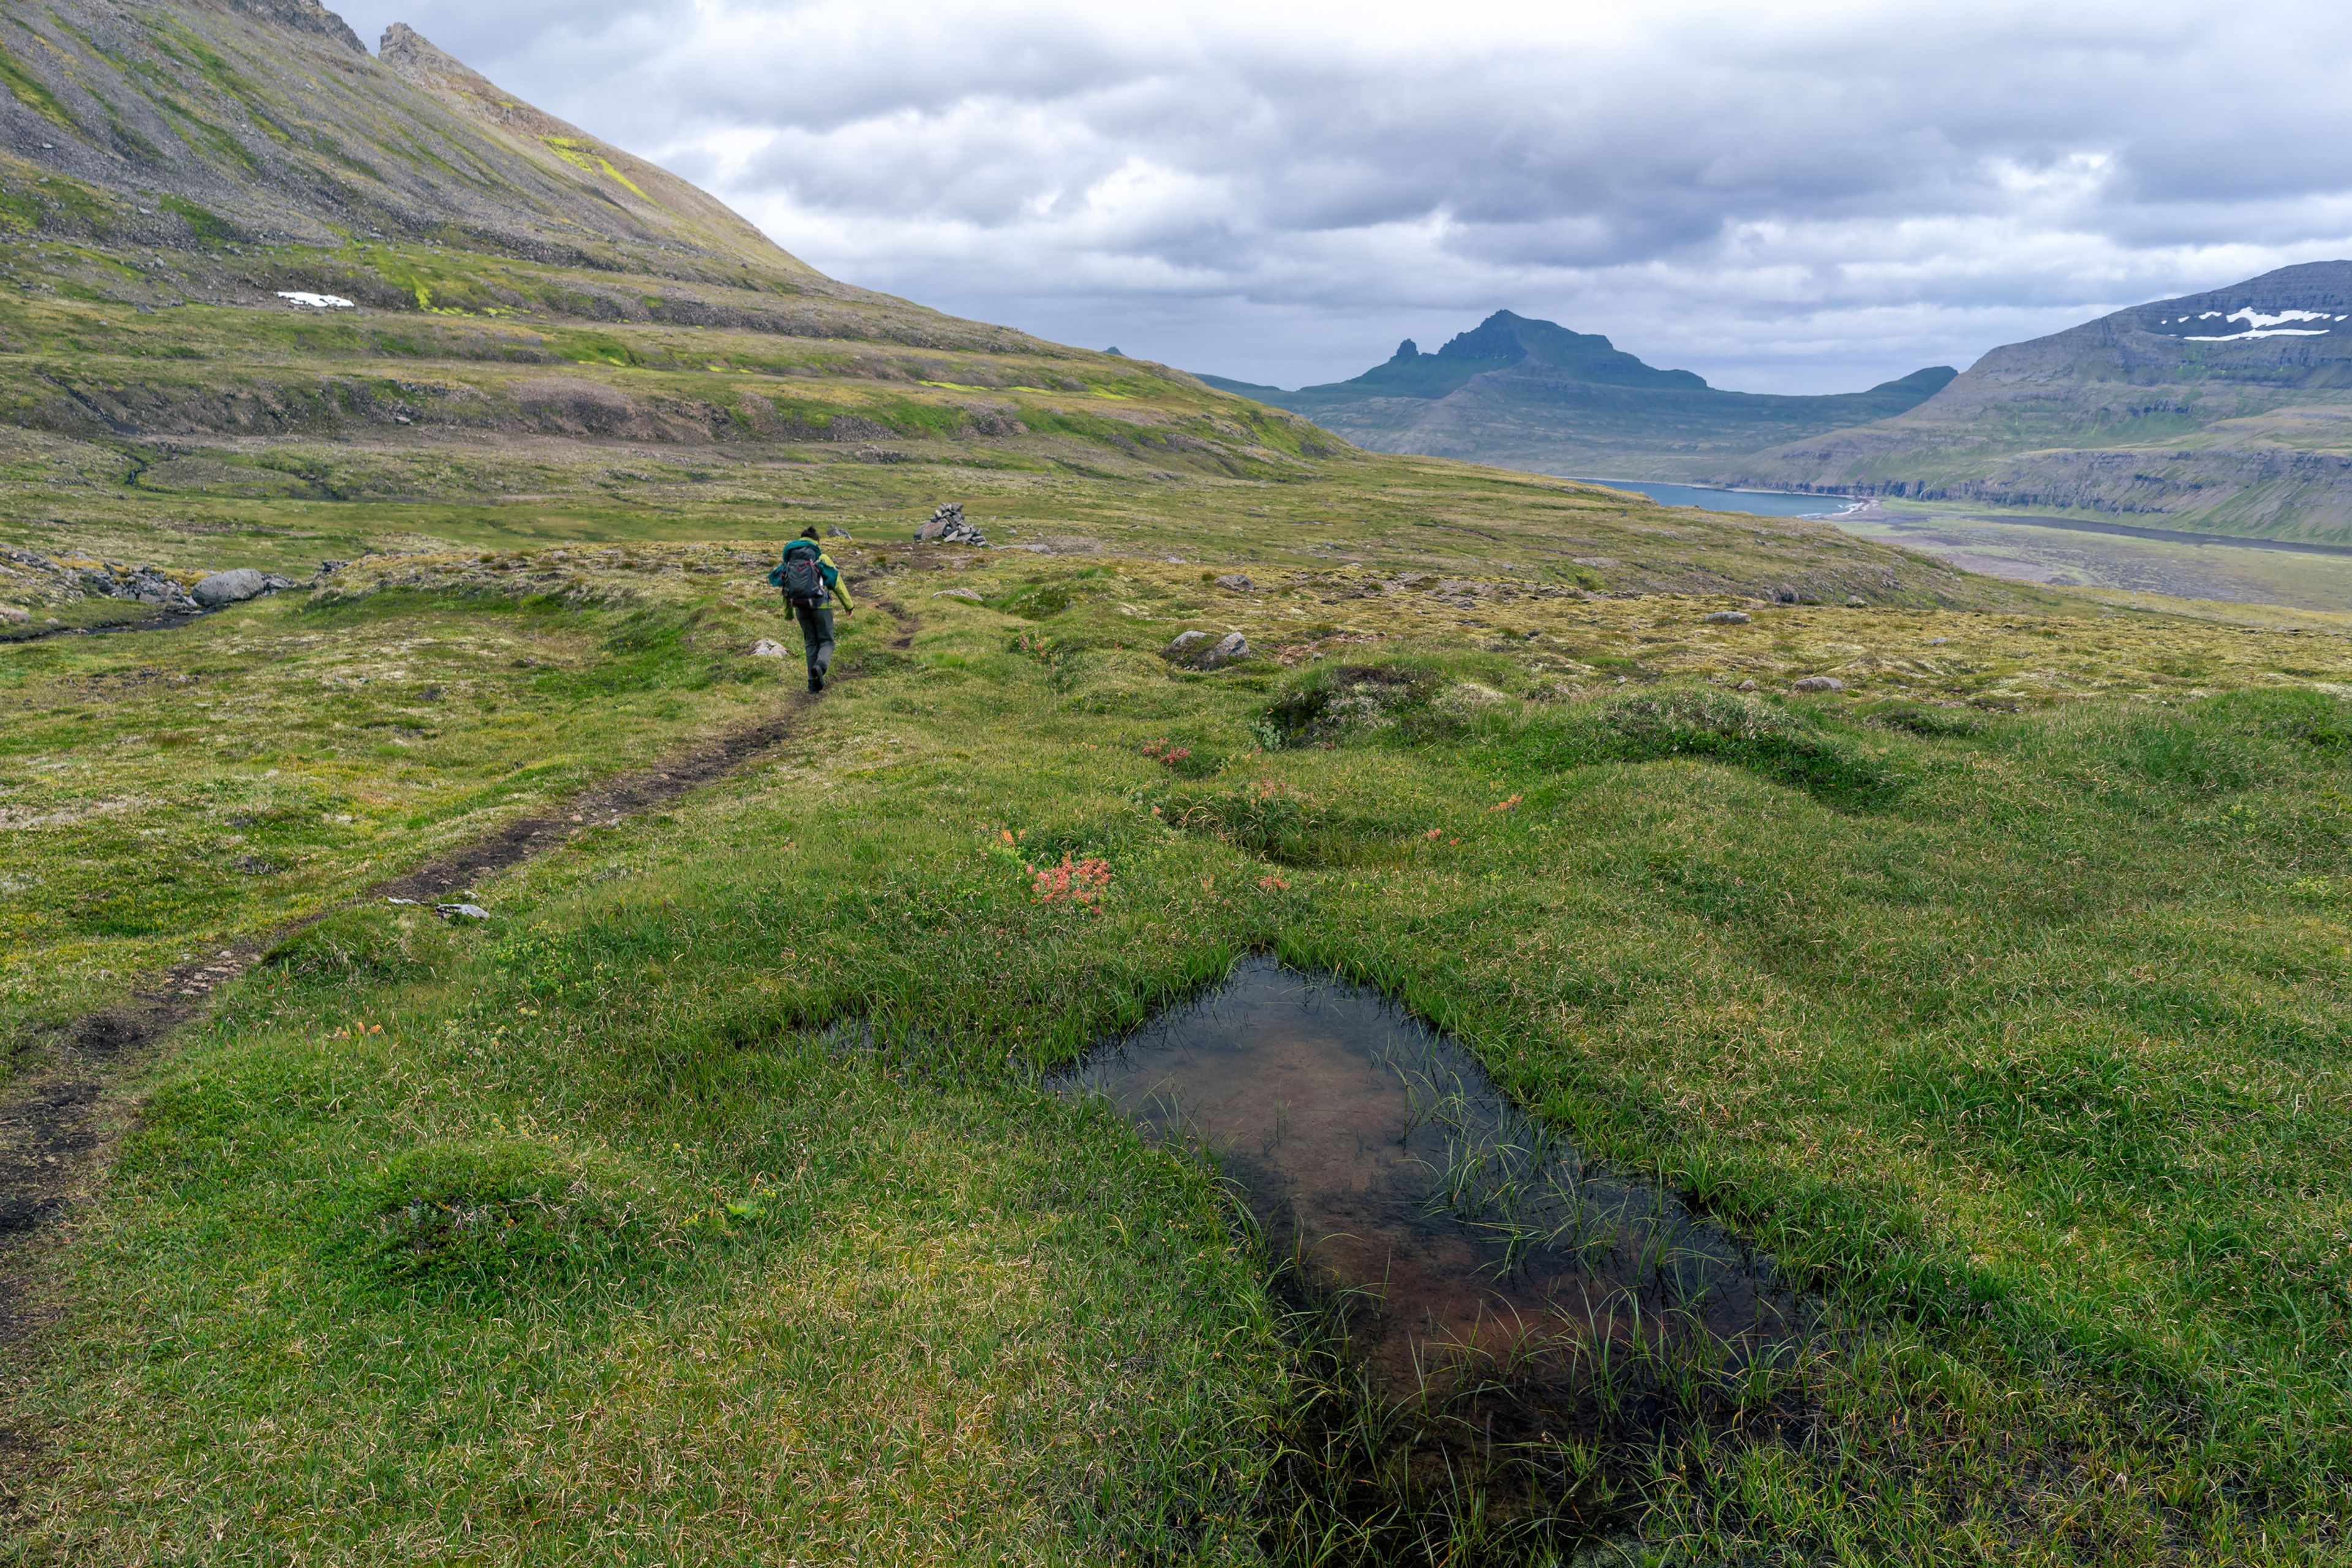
[{"left": 793, "top": 602, "right": 835, "bottom": 681}]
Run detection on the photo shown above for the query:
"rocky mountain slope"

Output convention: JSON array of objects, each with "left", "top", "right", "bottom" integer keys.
[
  {"left": 1724, "top": 262, "right": 2352, "bottom": 543},
  {"left": 1202, "top": 310, "right": 1956, "bottom": 481},
  {"left": 0, "top": 0, "right": 2016, "bottom": 618}
]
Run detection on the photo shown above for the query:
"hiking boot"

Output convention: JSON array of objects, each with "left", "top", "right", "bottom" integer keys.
[{"left": 809, "top": 673, "right": 824, "bottom": 693}]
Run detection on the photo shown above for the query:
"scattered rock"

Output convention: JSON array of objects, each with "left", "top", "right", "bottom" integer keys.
[
  {"left": 914, "top": 502, "right": 987, "bottom": 545},
  {"left": 1773, "top": 587, "right": 1798, "bottom": 604},
  {"left": 1194, "top": 633, "right": 1250, "bottom": 670},
  {"left": 1845, "top": 596, "right": 1869, "bottom": 608},
  {"left": 1215, "top": 574, "right": 1254, "bottom": 592},
  {"left": 385, "top": 897, "right": 421, "bottom": 907},
  {"left": 930, "top": 588, "right": 983, "bottom": 601},
  {"left": 192, "top": 568, "right": 270, "bottom": 607},
  {"left": 233, "top": 856, "right": 281, "bottom": 876},
  {"left": 435, "top": 903, "right": 491, "bottom": 922},
  {"left": 1792, "top": 676, "right": 1847, "bottom": 693},
  {"left": 0, "top": 606, "right": 27, "bottom": 625},
  {"left": 3, "top": 547, "right": 296, "bottom": 614},
  {"left": 1704, "top": 610, "right": 1751, "bottom": 625},
  {"left": 1736, "top": 679, "right": 1758, "bottom": 692},
  {"left": 750, "top": 638, "right": 789, "bottom": 658},
  {"left": 1161, "top": 630, "right": 1250, "bottom": 668},
  {"left": 828, "top": 525, "right": 851, "bottom": 538},
  {"left": 1928, "top": 636, "right": 1950, "bottom": 646}
]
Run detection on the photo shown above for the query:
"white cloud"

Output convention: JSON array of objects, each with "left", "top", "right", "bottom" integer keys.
[{"left": 333, "top": 0, "right": 2352, "bottom": 391}]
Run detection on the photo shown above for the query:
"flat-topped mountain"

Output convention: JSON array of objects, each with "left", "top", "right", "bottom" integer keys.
[
  {"left": 1200, "top": 310, "right": 1956, "bottom": 480},
  {"left": 1726, "top": 262, "right": 2352, "bottom": 541}
]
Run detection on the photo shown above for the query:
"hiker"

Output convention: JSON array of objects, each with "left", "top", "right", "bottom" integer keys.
[{"left": 768, "top": 526, "right": 854, "bottom": 692}]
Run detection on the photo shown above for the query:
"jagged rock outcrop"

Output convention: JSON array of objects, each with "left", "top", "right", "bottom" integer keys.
[{"left": 229, "top": 0, "right": 366, "bottom": 54}]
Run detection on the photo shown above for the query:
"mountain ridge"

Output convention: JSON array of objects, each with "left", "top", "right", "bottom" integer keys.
[
  {"left": 1200, "top": 309, "right": 1956, "bottom": 481},
  {"left": 1724, "top": 261, "right": 2352, "bottom": 541}
]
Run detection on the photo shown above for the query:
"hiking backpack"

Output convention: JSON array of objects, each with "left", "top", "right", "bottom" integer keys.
[{"left": 774, "top": 541, "right": 827, "bottom": 606}]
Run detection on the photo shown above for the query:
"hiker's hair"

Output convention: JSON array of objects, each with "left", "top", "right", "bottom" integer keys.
[{"left": 799, "top": 526, "right": 820, "bottom": 540}]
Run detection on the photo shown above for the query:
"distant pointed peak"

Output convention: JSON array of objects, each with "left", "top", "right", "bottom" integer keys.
[{"left": 1392, "top": 339, "right": 1420, "bottom": 361}]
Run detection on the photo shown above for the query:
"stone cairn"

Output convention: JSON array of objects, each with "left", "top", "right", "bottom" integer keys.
[{"left": 913, "top": 502, "right": 988, "bottom": 546}]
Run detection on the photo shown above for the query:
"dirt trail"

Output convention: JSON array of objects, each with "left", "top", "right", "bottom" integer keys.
[{"left": 0, "top": 598, "right": 916, "bottom": 1355}]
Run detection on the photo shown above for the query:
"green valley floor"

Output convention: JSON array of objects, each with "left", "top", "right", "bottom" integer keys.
[{"left": 5, "top": 529, "right": 2352, "bottom": 1564}]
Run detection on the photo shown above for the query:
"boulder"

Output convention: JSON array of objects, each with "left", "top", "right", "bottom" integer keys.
[
  {"left": 1215, "top": 573, "right": 1254, "bottom": 591},
  {"left": 0, "top": 606, "right": 28, "bottom": 625},
  {"left": 1792, "top": 676, "right": 1846, "bottom": 693},
  {"left": 192, "top": 568, "right": 269, "bottom": 607},
  {"left": 930, "top": 587, "right": 983, "bottom": 601},
  {"left": 751, "top": 638, "right": 789, "bottom": 658},
  {"left": 435, "top": 902, "right": 491, "bottom": 922},
  {"left": 1193, "top": 633, "right": 1250, "bottom": 670},
  {"left": 1703, "top": 610, "right": 1751, "bottom": 625},
  {"left": 1845, "top": 596, "right": 1869, "bottom": 607},
  {"left": 1159, "top": 630, "right": 1254, "bottom": 669},
  {"left": 1735, "top": 679, "right": 1758, "bottom": 692}
]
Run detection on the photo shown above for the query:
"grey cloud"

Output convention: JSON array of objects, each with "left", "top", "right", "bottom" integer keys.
[{"left": 329, "top": 0, "right": 2352, "bottom": 393}]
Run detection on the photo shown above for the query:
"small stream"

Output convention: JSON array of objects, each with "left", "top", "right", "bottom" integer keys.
[{"left": 4, "top": 609, "right": 207, "bottom": 644}]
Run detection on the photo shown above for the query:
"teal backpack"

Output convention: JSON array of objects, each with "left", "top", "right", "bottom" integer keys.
[{"left": 770, "top": 540, "right": 827, "bottom": 606}]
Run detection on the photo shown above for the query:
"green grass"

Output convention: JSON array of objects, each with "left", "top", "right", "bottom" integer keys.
[
  {"left": 0, "top": 562, "right": 796, "bottom": 1047},
  {"left": 7, "top": 554, "right": 2352, "bottom": 1561},
  {"left": 5, "top": 78, "right": 2352, "bottom": 1556}
]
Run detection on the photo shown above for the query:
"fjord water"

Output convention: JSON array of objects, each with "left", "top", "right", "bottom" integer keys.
[
  {"left": 1574, "top": 478, "right": 1857, "bottom": 517},
  {"left": 1065, "top": 960, "right": 1804, "bottom": 1413}
]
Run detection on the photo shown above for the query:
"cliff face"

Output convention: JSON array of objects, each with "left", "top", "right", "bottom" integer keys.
[
  {"left": 1204, "top": 311, "right": 1954, "bottom": 481},
  {"left": 1725, "top": 263, "right": 2352, "bottom": 543}
]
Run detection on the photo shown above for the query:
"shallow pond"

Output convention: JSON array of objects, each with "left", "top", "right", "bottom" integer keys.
[{"left": 1065, "top": 958, "right": 1806, "bottom": 1426}]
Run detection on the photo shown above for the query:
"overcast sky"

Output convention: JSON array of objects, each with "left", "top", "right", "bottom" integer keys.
[{"left": 332, "top": 0, "right": 2352, "bottom": 393}]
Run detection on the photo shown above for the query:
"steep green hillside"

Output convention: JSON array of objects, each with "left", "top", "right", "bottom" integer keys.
[
  {"left": 1730, "top": 262, "right": 2352, "bottom": 543},
  {"left": 1202, "top": 309, "right": 1956, "bottom": 480}
]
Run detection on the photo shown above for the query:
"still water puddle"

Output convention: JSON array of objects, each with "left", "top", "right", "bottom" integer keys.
[{"left": 1066, "top": 958, "right": 1806, "bottom": 1419}]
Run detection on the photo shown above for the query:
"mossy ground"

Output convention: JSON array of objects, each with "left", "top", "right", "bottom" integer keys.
[{"left": 4, "top": 535, "right": 2352, "bottom": 1562}]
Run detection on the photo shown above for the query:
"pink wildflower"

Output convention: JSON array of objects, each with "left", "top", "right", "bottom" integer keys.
[{"left": 1032, "top": 854, "right": 1112, "bottom": 909}]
